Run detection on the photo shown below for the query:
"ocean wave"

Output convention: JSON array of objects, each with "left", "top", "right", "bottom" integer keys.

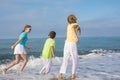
[
  {"left": 90, "top": 49, "right": 120, "bottom": 54},
  {"left": 0, "top": 52, "right": 120, "bottom": 80},
  {"left": 1, "top": 49, "right": 120, "bottom": 61}
]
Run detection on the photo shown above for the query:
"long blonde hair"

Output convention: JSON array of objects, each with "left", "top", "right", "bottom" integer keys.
[{"left": 68, "top": 14, "right": 81, "bottom": 35}]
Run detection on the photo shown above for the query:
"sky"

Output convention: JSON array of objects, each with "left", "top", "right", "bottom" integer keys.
[{"left": 0, "top": 0, "right": 120, "bottom": 39}]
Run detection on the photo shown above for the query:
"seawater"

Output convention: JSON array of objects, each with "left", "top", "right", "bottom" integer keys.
[
  {"left": 0, "top": 37, "right": 120, "bottom": 61},
  {"left": 0, "top": 37, "right": 120, "bottom": 80}
]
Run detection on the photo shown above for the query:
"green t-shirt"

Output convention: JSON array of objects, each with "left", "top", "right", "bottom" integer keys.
[{"left": 42, "top": 38, "right": 55, "bottom": 59}]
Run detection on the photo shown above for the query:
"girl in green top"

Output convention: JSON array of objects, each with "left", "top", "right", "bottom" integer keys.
[{"left": 39, "top": 31, "right": 56, "bottom": 74}]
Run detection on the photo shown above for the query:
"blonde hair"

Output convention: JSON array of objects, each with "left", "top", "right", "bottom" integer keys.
[
  {"left": 67, "top": 14, "right": 77, "bottom": 24},
  {"left": 68, "top": 14, "right": 81, "bottom": 35}
]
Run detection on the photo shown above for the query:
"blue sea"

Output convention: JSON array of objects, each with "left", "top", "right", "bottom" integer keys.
[
  {"left": 0, "top": 37, "right": 120, "bottom": 61},
  {"left": 0, "top": 37, "right": 120, "bottom": 80}
]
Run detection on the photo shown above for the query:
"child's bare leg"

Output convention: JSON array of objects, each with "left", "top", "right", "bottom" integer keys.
[
  {"left": 71, "top": 74, "right": 76, "bottom": 79},
  {"left": 2, "top": 54, "right": 20, "bottom": 75},
  {"left": 2, "top": 68, "right": 7, "bottom": 75},
  {"left": 19, "top": 54, "right": 28, "bottom": 73}
]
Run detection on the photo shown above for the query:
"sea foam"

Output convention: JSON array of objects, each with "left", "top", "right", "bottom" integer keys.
[{"left": 0, "top": 52, "right": 120, "bottom": 80}]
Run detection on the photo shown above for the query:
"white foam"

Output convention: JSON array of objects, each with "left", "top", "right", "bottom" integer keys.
[{"left": 0, "top": 52, "right": 120, "bottom": 80}]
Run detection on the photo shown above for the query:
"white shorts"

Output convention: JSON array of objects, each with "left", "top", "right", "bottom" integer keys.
[{"left": 14, "top": 44, "right": 27, "bottom": 54}]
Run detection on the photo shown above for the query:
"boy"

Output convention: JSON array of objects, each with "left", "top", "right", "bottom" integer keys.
[{"left": 39, "top": 31, "right": 56, "bottom": 74}]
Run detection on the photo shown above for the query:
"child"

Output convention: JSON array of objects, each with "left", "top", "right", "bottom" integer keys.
[
  {"left": 39, "top": 31, "right": 56, "bottom": 74},
  {"left": 2, "top": 25, "right": 32, "bottom": 74},
  {"left": 57, "top": 14, "right": 81, "bottom": 79}
]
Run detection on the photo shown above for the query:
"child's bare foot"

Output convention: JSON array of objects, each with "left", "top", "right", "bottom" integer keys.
[
  {"left": 71, "top": 74, "right": 76, "bottom": 79},
  {"left": 2, "top": 68, "right": 7, "bottom": 75},
  {"left": 57, "top": 73, "right": 62, "bottom": 79},
  {"left": 19, "top": 70, "right": 23, "bottom": 74}
]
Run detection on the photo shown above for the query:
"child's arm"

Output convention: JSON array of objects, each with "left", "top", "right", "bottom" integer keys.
[
  {"left": 77, "top": 26, "right": 81, "bottom": 35},
  {"left": 51, "top": 46, "right": 55, "bottom": 58},
  {"left": 11, "top": 37, "right": 24, "bottom": 49}
]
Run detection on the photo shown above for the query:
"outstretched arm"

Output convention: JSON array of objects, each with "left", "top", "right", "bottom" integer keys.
[{"left": 77, "top": 26, "right": 81, "bottom": 35}]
